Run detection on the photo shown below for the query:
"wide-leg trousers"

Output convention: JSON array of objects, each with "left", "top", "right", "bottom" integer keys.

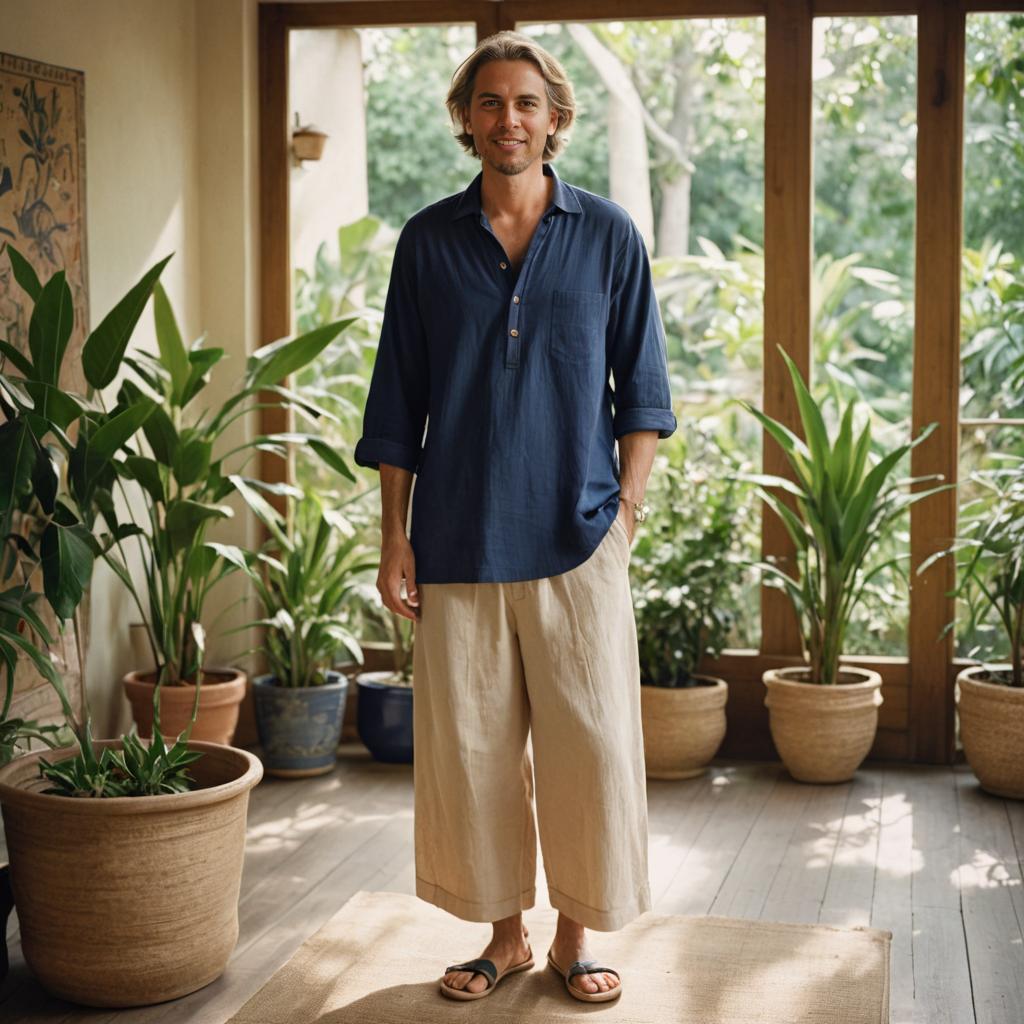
[{"left": 411, "top": 516, "right": 651, "bottom": 932}]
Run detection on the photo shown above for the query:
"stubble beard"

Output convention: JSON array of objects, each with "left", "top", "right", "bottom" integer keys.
[{"left": 482, "top": 138, "right": 540, "bottom": 177}]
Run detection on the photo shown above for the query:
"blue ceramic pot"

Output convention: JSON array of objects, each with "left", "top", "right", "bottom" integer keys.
[
  {"left": 356, "top": 671, "right": 413, "bottom": 764},
  {"left": 253, "top": 670, "right": 349, "bottom": 777}
]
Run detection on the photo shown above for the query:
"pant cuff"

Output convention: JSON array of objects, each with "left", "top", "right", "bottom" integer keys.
[
  {"left": 416, "top": 875, "right": 537, "bottom": 923},
  {"left": 547, "top": 883, "right": 652, "bottom": 931}
]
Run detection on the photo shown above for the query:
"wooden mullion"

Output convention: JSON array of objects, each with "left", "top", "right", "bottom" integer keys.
[
  {"left": 258, "top": 4, "right": 292, "bottom": 506},
  {"left": 908, "top": 0, "right": 965, "bottom": 764},
  {"left": 761, "top": 0, "right": 812, "bottom": 658},
  {"left": 813, "top": 1, "right": 918, "bottom": 13},
  {"left": 502, "top": 0, "right": 766, "bottom": 23},
  {"left": 272, "top": 2, "right": 497, "bottom": 29}
]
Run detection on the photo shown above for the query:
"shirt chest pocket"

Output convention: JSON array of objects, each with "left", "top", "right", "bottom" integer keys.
[{"left": 549, "top": 289, "right": 605, "bottom": 364}]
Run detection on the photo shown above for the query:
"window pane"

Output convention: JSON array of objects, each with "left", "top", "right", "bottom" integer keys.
[
  {"left": 519, "top": 19, "right": 766, "bottom": 649},
  {"left": 288, "top": 24, "right": 474, "bottom": 556},
  {"left": 812, "top": 16, "right": 917, "bottom": 656},
  {"left": 957, "top": 13, "right": 1024, "bottom": 663}
]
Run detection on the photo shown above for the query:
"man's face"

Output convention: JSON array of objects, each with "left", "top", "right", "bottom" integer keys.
[{"left": 464, "top": 59, "right": 558, "bottom": 177}]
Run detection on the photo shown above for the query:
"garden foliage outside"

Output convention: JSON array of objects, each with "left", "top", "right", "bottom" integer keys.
[{"left": 294, "top": 14, "right": 1024, "bottom": 668}]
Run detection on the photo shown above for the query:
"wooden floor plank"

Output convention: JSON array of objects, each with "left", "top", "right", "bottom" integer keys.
[
  {"left": 657, "top": 762, "right": 781, "bottom": 916},
  {"left": 708, "top": 768, "right": 815, "bottom": 920},
  {"left": 871, "top": 764, "right": 917, "bottom": 1024},
  {"left": 909, "top": 766, "right": 975, "bottom": 1024},
  {"left": 953, "top": 766, "right": 1024, "bottom": 1024},
  {"left": 818, "top": 770, "right": 884, "bottom": 928},
  {"left": 759, "top": 773, "right": 852, "bottom": 924}
]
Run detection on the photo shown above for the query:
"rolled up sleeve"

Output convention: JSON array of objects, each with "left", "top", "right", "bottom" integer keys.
[
  {"left": 354, "top": 224, "right": 429, "bottom": 473},
  {"left": 606, "top": 220, "right": 677, "bottom": 440}
]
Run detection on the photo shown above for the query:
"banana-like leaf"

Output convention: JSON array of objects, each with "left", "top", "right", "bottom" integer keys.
[
  {"left": 83, "top": 254, "right": 173, "bottom": 389},
  {"left": 28, "top": 270, "right": 74, "bottom": 387}
]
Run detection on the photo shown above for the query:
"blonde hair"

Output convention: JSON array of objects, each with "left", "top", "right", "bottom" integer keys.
[{"left": 446, "top": 31, "right": 576, "bottom": 161}]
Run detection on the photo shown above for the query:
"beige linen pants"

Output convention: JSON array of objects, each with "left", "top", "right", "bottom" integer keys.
[{"left": 412, "top": 516, "right": 651, "bottom": 932}]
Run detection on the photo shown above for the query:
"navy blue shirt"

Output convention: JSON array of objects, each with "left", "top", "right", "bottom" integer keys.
[{"left": 354, "top": 162, "right": 676, "bottom": 583}]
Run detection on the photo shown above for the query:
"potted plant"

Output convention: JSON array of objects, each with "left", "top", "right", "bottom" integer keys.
[
  {"left": 225, "top": 486, "right": 375, "bottom": 776},
  {"left": 110, "top": 282, "right": 357, "bottom": 743},
  {"left": 742, "top": 348, "right": 944, "bottom": 783},
  {"left": 630, "top": 428, "right": 751, "bottom": 778},
  {"left": 356, "top": 605, "right": 414, "bottom": 763},
  {"left": 0, "top": 242, "right": 263, "bottom": 1006},
  {"left": 919, "top": 453, "right": 1024, "bottom": 798}
]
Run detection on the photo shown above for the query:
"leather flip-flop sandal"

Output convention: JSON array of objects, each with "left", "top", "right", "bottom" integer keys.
[
  {"left": 547, "top": 949, "right": 622, "bottom": 1003},
  {"left": 439, "top": 947, "right": 535, "bottom": 1001}
]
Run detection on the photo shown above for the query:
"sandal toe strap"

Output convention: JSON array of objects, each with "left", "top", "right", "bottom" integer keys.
[
  {"left": 444, "top": 958, "right": 497, "bottom": 988},
  {"left": 568, "top": 959, "right": 620, "bottom": 982}
]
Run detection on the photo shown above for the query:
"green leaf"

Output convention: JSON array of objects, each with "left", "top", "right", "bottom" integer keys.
[
  {"left": 141, "top": 402, "right": 178, "bottom": 466},
  {"left": 23, "top": 381, "right": 83, "bottom": 432},
  {"left": 0, "top": 340, "right": 34, "bottom": 377},
  {"left": 165, "top": 499, "right": 232, "bottom": 554},
  {"left": 308, "top": 439, "right": 356, "bottom": 482},
  {"left": 152, "top": 281, "right": 190, "bottom": 405},
  {"left": 245, "top": 319, "right": 355, "bottom": 392},
  {"left": 85, "top": 400, "right": 155, "bottom": 484},
  {"left": 121, "top": 455, "right": 165, "bottom": 504},
  {"left": 228, "top": 474, "right": 288, "bottom": 548},
  {"left": 28, "top": 270, "right": 74, "bottom": 387},
  {"left": 41, "top": 520, "right": 94, "bottom": 620},
  {"left": 173, "top": 437, "right": 211, "bottom": 487},
  {"left": 82, "top": 254, "right": 174, "bottom": 389},
  {"left": 0, "top": 420, "right": 37, "bottom": 512},
  {"left": 4, "top": 243, "right": 41, "bottom": 301},
  {"left": 180, "top": 346, "right": 224, "bottom": 407}
]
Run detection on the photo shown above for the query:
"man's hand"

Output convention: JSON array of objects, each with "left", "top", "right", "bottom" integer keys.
[
  {"left": 378, "top": 531, "right": 421, "bottom": 621},
  {"left": 616, "top": 501, "right": 635, "bottom": 546}
]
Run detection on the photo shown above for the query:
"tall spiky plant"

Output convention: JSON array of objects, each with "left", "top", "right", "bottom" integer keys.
[{"left": 741, "top": 346, "right": 946, "bottom": 685}]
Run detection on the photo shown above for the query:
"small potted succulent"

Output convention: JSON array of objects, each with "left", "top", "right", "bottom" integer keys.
[
  {"left": 0, "top": 243, "right": 263, "bottom": 1006},
  {"left": 919, "top": 453, "right": 1024, "bottom": 798},
  {"left": 631, "top": 427, "right": 751, "bottom": 778},
  {"left": 355, "top": 605, "right": 414, "bottom": 764},
  {"left": 226, "top": 485, "right": 374, "bottom": 777},
  {"left": 742, "top": 348, "right": 944, "bottom": 783},
  {"left": 111, "top": 282, "right": 356, "bottom": 744}
]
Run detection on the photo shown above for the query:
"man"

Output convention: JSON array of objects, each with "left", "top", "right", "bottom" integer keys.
[{"left": 353, "top": 30, "right": 676, "bottom": 1004}]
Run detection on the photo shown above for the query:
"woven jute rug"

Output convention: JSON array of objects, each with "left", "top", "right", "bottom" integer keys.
[{"left": 226, "top": 891, "right": 891, "bottom": 1023}]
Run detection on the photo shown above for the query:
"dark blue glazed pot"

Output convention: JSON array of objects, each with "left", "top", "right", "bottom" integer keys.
[
  {"left": 253, "top": 670, "right": 349, "bottom": 778},
  {"left": 356, "top": 671, "right": 413, "bottom": 764}
]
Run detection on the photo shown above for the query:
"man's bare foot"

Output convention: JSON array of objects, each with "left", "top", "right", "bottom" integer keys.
[
  {"left": 441, "top": 919, "right": 531, "bottom": 995},
  {"left": 549, "top": 914, "right": 620, "bottom": 996}
]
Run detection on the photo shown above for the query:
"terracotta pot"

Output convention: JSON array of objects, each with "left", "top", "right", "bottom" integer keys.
[
  {"left": 956, "top": 666, "right": 1024, "bottom": 799},
  {"left": 640, "top": 675, "right": 728, "bottom": 779},
  {"left": 123, "top": 667, "right": 246, "bottom": 746},
  {"left": 763, "top": 666, "right": 883, "bottom": 784},
  {"left": 0, "top": 739, "right": 262, "bottom": 1007}
]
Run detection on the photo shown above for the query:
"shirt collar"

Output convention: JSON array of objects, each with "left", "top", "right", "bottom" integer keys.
[{"left": 451, "top": 162, "right": 582, "bottom": 220}]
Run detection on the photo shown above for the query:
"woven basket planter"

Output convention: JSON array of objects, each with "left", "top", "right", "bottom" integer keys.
[
  {"left": 123, "top": 667, "right": 247, "bottom": 745},
  {"left": 640, "top": 676, "right": 728, "bottom": 779},
  {"left": 0, "top": 740, "right": 262, "bottom": 1007},
  {"left": 956, "top": 666, "right": 1024, "bottom": 799},
  {"left": 763, "top": 666, "right": 883, "bottom": 784}
]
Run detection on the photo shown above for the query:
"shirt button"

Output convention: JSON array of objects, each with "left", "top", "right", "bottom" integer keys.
[
  {"left": 513, "top": 295, "right": 520, "bottom": 304},
  {"left": 499, "top": 261, "right": 508, "bottom": 270},
  {"left": 510, "top": 329, "right": 519, "bottom": 337}
]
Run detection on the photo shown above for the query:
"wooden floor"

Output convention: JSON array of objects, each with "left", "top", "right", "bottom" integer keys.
[{"left": 2, "top": 746, "right": 1022, "bottom": 1024}]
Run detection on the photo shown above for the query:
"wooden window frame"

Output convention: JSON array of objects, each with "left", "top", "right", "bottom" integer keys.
[{"left": 258, "top": 0, "right": 1021, "bottom": 763}]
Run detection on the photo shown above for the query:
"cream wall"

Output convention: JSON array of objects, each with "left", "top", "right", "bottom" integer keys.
[
  {"left": 289, "top": 27, "right": 369, "bottom": 277},
  {"left": 2, "top": 0, "right": 261, "bottom": 738}
]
